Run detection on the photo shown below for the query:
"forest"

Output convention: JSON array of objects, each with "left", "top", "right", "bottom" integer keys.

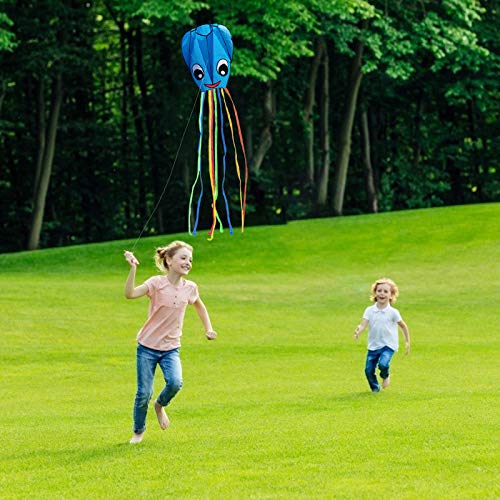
[{"left": 0, "top": 0, "right": 498, "bottom": 252}]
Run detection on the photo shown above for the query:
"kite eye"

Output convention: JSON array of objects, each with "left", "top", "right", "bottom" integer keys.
[
  {"left": 216, "top": 59, "right": 229, "bottom": 77},
  {"left": 192, "top": 64, "right": 204, "bottom": 80}
]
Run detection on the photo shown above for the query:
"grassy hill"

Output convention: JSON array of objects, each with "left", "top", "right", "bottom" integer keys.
[{"left": 0, "top": 203, "right": 499, "bottom": 498}]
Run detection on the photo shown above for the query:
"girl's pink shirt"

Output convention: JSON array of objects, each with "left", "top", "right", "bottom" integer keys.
[{"left": 136, "top": 275, "right": 199, "bottom": 351}]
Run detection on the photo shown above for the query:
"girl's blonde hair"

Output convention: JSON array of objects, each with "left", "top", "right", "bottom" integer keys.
[
  {"left": 370, "top": 277, "right": 399, "bottom": 303},
  {"left": 154, "top": 240, "right": 193, "bottom": 273}
]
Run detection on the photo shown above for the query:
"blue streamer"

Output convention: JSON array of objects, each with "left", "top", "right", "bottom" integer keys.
[{"left": 217, "top": 88, "right": 234, "bottom": 234}]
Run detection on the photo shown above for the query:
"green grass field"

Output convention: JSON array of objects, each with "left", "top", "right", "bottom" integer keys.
[{"left": 1, "top": 204, "right": 499, "bottom": 499}]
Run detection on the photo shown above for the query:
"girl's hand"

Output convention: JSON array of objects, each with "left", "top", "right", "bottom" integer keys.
[
  {"left": 205, "top": 330, "right": 217, "bottom": 340},
  {"left": 124, "top": 250, "right": 140, "bottom": 267},
  {"left": 405, "top": 342, "right": 410, "bottom": 355}
]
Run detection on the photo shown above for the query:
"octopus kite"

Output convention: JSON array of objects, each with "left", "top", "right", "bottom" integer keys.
[{"left": 182, "top": 24, "right": 248, "bottom": 239}]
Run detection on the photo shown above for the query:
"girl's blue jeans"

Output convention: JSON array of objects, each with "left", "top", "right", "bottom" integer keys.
[
  {"left": 364, "top": 346, "right": 394, "bottom": 392},
  {"left": 133, "top": 344, "right": 183, "bottom": 434}
]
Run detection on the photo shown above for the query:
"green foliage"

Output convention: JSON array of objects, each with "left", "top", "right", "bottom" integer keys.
[
  {"left": 213, "top": 0, "right": 319, "bottom": 80},
  {"left": 0, "top": 12, "right": 15, "bottom": 52},
  {"left": 109, "top": 0, "right": 207, "bottom": 29},
  {"left": 379, "top": 159, "right": 451, "bottom": 211},
  {"left": 0, "top": 0, "right": 15, "bottom": 51},
  {"left": 130, "top": 0, "right": 207, "bottom": 23},
  {"left": 418, "top": 12, "right": 489, "bottom": 73},
  {"left": 362, "top": 16, "right": 416, "bottom": 78},
  {"left": 357, "top": 0, "right": 491, "bottom": 80},
  {"left": 0, "top": 205, "right": 499, "bottom": 497}
]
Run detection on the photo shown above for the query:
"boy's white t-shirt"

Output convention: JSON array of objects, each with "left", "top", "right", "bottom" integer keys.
[{"left": 363, "top": 303, "right": 402, "bottom": 351}]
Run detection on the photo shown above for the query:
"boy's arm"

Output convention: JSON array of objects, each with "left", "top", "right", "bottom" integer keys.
[
  {"left": 354, "top": 319, "right": 369, "bottom": 339},
  {"left": 193, "top": 297, "right": 217, "bottom": 340},
  {"left": 398, "top": 320, "right": 410, "bottom": 355}
]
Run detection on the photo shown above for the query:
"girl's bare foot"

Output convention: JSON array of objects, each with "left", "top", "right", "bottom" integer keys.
[
  {"left": 129, "top": 432, "right": 144, "bottom": 444},
  {"left": 154, "top": 402, "right": 170, "bottom": 430},
  {"left": 382, "top": 376, "right": 391, "bottom": 389}
]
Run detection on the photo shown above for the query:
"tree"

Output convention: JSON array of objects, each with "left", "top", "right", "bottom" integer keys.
[
  {"left": 28, "top": 70, "right": 63, "bottom": 250},
  {"left": 330, "top": 0, "right": 491, "bottom": 214},
  {"left": 303, "top": 39, "right": 325, "bottom": 184},
  {"left": 3, "top": 2, "right": 69, "bottom": 250},
  {"left": 332, "top": 32, "right": 365, "bottom": 214}
]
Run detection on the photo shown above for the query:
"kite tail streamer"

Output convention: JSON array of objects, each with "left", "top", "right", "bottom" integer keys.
[
  {"left": 220, "top": 90, "right": 244, "bottom": 231},
  {"left": 207, "top": 90, "right": 218, "bottom": 241},
  {"left": 223, "top": 88, "right": 248, "bottom": 232},
  {"left": 213, "top": 90, "right": 224, "bottom": 234},
  {"left": 217, "top": 88, "right": 233, "bottom": 234},
  {"left": 189, "top": 92, "right": 206, "bottom": 236}
]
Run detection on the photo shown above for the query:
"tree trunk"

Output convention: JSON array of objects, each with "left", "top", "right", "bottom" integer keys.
[
  {"left": 360, "top": 107, "right": 378, "bottom": 213},
  {"left": 332, "top": 38, "right": 365, "bottom": 215},
  {"left": 27, "top": 71, "right": 63, "bottom": 250},
  {"left": 316, "top": 42, "right": 330, "bottom": 206},
  {"left": 33, "top": 78, "right": 46, "bottom": 202},
  {"left": 250, "top": 81, "right": 275, "bottom": 172},
  {"left": 303, "top": 39, "right": 325, "bottom": 184}
]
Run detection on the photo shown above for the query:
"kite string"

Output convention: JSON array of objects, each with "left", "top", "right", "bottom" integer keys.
[{"left": 129, "top": 90, "right": 201, "bottom": 253}]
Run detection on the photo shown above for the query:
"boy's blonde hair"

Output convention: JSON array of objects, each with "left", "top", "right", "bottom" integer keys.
[
  {"left": 155, "top": 240, "right": 193, "bottom": 273},
  {"left": 370, "top": 277, "right": 399, "bottom": 303}
]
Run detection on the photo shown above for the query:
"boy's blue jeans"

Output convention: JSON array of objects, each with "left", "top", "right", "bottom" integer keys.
[
  {"left": 364, "top": 346, "right": 394, "bottom": 392},
  {"left": 133, "top": 344, "right": 183, "bottom": 434}
]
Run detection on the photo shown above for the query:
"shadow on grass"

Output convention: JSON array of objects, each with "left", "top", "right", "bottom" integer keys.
[
  {"left": 8, "top": 438, "right": 157, "bottom": 466},
  {"left": 329, "top": 391, "right": 376, "bottom": 400}
]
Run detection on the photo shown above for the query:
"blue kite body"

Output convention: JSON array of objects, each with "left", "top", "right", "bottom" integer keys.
[
  {"left": 181, "top": 24, "right": 233, "bottom": 91},
  {"left": 181, "top": 24, "right": 247, "bottom": 240}
]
